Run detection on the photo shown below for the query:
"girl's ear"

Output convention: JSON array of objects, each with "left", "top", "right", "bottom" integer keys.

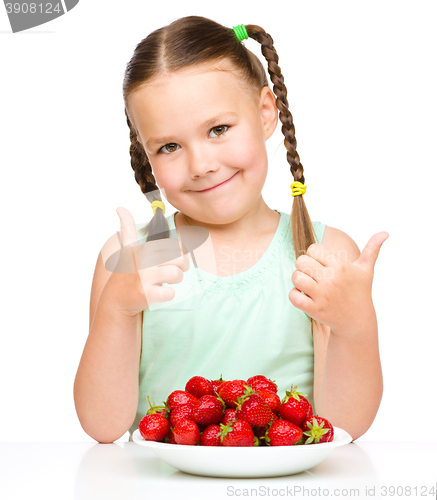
[{"left": 259, "top": 86, "right": 278, "bottom": 140}]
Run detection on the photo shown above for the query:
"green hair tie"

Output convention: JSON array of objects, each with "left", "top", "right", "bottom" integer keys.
[{"left": 232, "top": 24, "right": 248, "bottom": 42}]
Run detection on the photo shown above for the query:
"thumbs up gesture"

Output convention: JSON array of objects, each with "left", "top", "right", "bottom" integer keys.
[
  {"left": 288, "top": 231, "right": 389, "bottom": 336},
  {"left": 105, "top": 207, "right": 190, "bottom": 315}
]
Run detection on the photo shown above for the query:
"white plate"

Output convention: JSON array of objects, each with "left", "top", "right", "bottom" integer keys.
[{"left": 132, "top": 426, "right": 352, "bottom": 478}]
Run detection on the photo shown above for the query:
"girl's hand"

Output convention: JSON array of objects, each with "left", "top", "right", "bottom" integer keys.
[
  {"left": 102, "top": 207, "right": 190, "bottom": 316},
  {"left": 288, "top": 232, "right": 389, "bottom": 336}
]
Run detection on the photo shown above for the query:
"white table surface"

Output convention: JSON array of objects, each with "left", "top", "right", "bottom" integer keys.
[{"left": 0, "top": 441, "right": 436, "bottom": 500}]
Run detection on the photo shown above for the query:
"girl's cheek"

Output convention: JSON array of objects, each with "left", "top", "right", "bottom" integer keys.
[
  {"left": 151, "top": 157, "right": 181, "bottom": 183},
  {"left": 222, "top": 138, "right": 266, "bottom": 171},
  {"left": 157, "top": 172, "right": 183, "bottom": 191}
]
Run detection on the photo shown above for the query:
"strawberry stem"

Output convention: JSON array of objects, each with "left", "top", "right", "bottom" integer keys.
[
  {"left": 146, "top": 395, "right": 168, "bottom": 416},
  {"left": 303, "top": 419, "right": 329, "bottom": 444}
]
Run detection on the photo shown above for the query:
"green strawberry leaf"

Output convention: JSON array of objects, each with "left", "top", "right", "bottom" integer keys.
[{"left": 216, "top": 393, "right": 226, "bottom": 408}]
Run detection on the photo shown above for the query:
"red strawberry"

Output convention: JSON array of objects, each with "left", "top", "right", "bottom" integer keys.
[
  {"left": 138, "top": 413, "right": 170, "bottom": 442},
  {"left": 221, "top": 408, "right": 237, "bottom": 425},
  {"left": 252, "top": 426, "right": 268, "bottom": 440},
  {"left": 220, "top": 419, "right": 255, "bottom": 447},
  {"left": 170, "top": 403, "right": 194, "bottom": 426},
  {"left": 302, "top": 416, "right": 334, "bottom": 444},
  {"left": 173, "top": 418, "right": 200, "bottom": 445},
  {"left": 235, "top": 392, "right": 273, "bottom": 428},
  {"left": 217, "top": 379, "right": 247, "bottom": 408},
  {"left": 265, "top": 419, "right": 303, "bottom": 446},
  {"left": 211, "top": 375, "right": 226, "bottom": 394},
  {"left": 279, "top": 386, "right": 311, "bottom": 427},
  {"left": 271, "top": 413, "right": 280, "bottom": 424},
  {"left": 247, "top": 375, "right": 278, "bottom": 393},
  {"left": 185, "top": 376, "right": 215, "bottom": 399},
  {"left": 164, "top": 427, "right": 177, "bottom": 444},
  {"left": 146, "top": 396, "right": 168, "bottom": 417},
  {"left": 258, "top": 389, "right": 281, "bottom": 415},
  {"left": 307, "top": 404, "right": 314, "bottom": 422},
  {"left": 191, "top": 395, "right": 224, "bottom": 426},
  {"left": 200, "top": 424, "right": 222, "bottom": 446},
  {"left": 252, "top": 414, "right": 279, "bottom": 445},
  {"left": 166, "top": 390, "right": 198, "bottom": 412}
]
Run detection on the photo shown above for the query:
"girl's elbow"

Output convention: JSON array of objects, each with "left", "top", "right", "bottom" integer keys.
[
  {"left": 343, "top": 415, "right": 377, "bottom": 442},
  {"left": 82, "top": 423, "right": 129, "bottom": 444}
]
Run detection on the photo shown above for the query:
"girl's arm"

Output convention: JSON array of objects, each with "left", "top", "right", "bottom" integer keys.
[
  {"left": 73, "top": 250, "right": 143, "bottom": 444},
  {"left": 314, "top": 305, "right": 382, "bottom": 441},
  {"left": 312, "top": 320, "right": 330, "bottom": 409},
  {"left": 75, "top": 208, "right": 189, "bottom": 443},
  {"left": 299, "top": 226, "right": 386, "bottom": 441}
]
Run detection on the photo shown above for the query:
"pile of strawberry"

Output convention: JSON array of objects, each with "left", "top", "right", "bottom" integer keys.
[{"left": 138, "top": 375, "right": 334, "bottom": 447}]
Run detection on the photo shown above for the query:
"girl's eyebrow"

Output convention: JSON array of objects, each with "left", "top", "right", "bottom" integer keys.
[
  {"left": 145, "top": 111, "right": 238, "bottom": 149},
  {"left": 200, "top": 111, "right": 238, "bottom": 130}
]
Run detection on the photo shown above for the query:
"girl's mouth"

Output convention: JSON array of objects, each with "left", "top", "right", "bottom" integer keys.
[{"left": 193, "top": 171, "right": 239, "bottom": 193}]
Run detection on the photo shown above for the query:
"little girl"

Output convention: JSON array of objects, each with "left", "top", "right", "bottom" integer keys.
[{"left": 74, "top": 16, "right": 388, "bottom": 443}]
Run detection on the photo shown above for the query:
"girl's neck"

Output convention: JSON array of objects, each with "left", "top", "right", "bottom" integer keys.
[{"left": 174, "top": 201, "right": 280, "bottom": 245}]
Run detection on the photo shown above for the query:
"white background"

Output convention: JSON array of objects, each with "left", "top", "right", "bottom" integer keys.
[{"left": 0, "top": 1, "right": 436, "bottom": 443}]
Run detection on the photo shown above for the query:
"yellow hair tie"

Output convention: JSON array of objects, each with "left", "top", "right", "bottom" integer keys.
[
  {"left": 290, "top": 181, "right": 307, "bottom": 197},
  {"left": 151, "top": 200, "right": 166, "bottom": 215}
]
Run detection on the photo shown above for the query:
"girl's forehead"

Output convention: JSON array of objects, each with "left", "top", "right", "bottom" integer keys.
[
  {"left": 131, "top": 66, "right": 256, "bottom": 113},
  {"left": 129, "top": 67, "right": 259, "bottom": 132},
  {"left": 148, "top": 59, "right": 242, "bottom": 85}
]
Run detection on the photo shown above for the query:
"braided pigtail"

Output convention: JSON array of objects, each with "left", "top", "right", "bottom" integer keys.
[
  {"left": 125, "top": 109, "right": 170, "bottom": 242},
  {"left": 246, "top": 25, "right": 317, "bottom": 261}
]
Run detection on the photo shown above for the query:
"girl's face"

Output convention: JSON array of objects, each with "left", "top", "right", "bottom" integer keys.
[{"left": 128, "top": 62, "right": 278, "bottom": 228}]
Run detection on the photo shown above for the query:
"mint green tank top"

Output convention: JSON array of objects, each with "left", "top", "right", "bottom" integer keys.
[{"left": 129, "top": 210, "right": 326, "bottom": 439}]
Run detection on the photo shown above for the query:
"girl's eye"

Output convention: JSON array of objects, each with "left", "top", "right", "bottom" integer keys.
[
  {"left": 210, "top": 125, "right": 229, "bottom": 137},
  {"left": 159, "top": 143, "right": 180, "bottom": 154},
  {"left": 157, "top": 125, "right": 229, "bottom": 154}
]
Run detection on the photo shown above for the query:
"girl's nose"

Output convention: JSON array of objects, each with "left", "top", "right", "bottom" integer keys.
[{"left": 186, "top": 146, "right": 219, "bottom": 178}]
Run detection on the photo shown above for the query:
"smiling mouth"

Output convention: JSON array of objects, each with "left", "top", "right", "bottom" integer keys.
[{"left": 192, "top": 172, "right": 239, "bottom": 193}]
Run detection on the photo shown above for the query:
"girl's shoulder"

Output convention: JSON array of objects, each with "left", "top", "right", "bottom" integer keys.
[{"left": 319, "top": 226, "right": 361, "bottom": 264}]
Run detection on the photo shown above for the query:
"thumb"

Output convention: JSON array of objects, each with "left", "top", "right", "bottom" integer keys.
[
  {"left": 116, "top": 206, "right": 139, "bottom": 247},
  {"left": 354, "top": 231, "right": 389, "bottom": 274}
]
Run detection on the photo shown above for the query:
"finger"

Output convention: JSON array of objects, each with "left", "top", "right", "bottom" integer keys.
[
  {"left": 138, "top": 267, "right": 179, "bottom": 306},
  {"left": 135, "top": 246, "right": 189, "bottom": 306},
  {"left": 291, "top": 269, "right": 318, "bottom": 298},
  {"left": 288, "top": 287, "right": 315, "bottom": 316},
  {"left": 133, "top": 239, "right": 190, "bottom": 272},
  {"left": 355, "top": 232, "right": 389, "bottom": 273},
  {"left": 306, "top": 243, "right": 339, "bottom": 267},
  {"left": 167, "top": 251, "right": 191, "bottom": 273},
  {"left": 144, "top": 264, "right": 186, "bottom": 287},
  {"left": 148, "top": 285, "right": 176, "bottom": 304},
  {"left": 116, "top": 207, "right": 139, "bottom": 247},
  {"left": 140, "top": 279, "right": 176, "bottom": 306},
  {"left": 295, "top": 254, "right": 325, "bottom": 283}
]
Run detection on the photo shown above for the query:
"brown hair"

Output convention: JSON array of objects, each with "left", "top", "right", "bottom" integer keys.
[{"left": 122, "top": 15, "right": 318, "bottom": 255}]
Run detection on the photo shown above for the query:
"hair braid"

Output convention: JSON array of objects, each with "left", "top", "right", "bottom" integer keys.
[
  {"left": 246, "top": 25, "right": 317, "bottom": 260},
  {"left": 124, "top": 109, "right": 170, "bottom": 241}
]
